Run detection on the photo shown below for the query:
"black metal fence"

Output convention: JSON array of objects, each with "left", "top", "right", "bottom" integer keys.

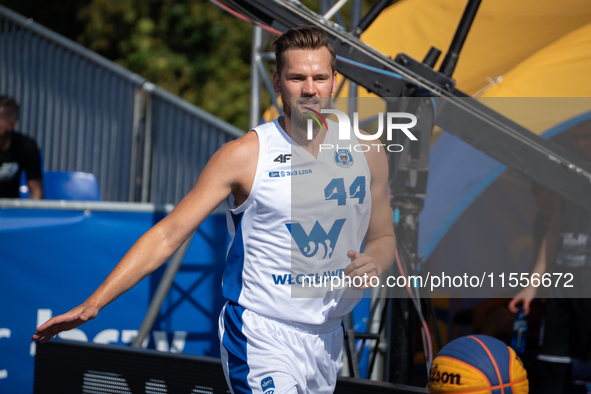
[{"left": 0, "top": 5, "right": 243, "bottom": 204}]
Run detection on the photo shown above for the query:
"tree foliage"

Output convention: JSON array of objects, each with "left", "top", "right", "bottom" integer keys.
[{"left": 77, "top": 0, "right": 256, "bottom": 130}]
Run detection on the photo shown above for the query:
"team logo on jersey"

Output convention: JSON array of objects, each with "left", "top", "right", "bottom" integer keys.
[
  {"left": 269, "top": 171, "right": 280, "bottom": 178},
  {"left": 334, "top": 149, "right": 354, "bottom": 168},
  {"left": 286, "top": 219, "right": 346, "bottom": 259},
  {"left": 261, "top": 376, "right": 275, "bottom": 392}
]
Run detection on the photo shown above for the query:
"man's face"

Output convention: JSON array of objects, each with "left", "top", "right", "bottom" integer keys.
[
  {"left": 273, "top": 47, "right": 337, "bottom": 130},
  {"left": 570, "top": 122, "right": 591, "bottom": 163},
  {"left": 0, "top": 112, "right": 16, "bottom": 139}
]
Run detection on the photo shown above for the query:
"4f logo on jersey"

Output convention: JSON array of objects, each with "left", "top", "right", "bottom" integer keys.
[
  {"left": 274, "top": 154, "right": 291, "bottom": 163},
  {"left": 286, "top": 219, "right": 346, "bottom": 259}
]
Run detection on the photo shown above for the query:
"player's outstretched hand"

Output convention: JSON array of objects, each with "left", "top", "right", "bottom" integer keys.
[
  {"left": 344, "top": 250, "right": 382, "bottom": 290},
  {"left": 31, "top": 303, "right": 99, "bottom": 343},
  {"left": 508, "top": 286, "right": 537, "bottom": 316}
]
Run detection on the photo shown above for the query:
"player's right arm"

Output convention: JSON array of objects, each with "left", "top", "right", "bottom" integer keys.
[
  {"left": 509, "top": 193, "right": 564, "bottom": 316},
  {"left": 508, "top": 236, "right": 547, "bottom": 315},
  {"left": 32, "top": 131, "right": 259, "bottom": 343}
]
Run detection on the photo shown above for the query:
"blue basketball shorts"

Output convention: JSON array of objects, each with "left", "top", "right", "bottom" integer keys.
[{"left": 218, "top": 301, "right": 344, "bottom": 394}]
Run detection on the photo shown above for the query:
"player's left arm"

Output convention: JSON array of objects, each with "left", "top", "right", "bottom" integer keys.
[{"left": 344, "top": 141, "right": 396, "bottom": 288}]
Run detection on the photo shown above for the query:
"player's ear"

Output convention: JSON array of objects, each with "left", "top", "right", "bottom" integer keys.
[
  {"left": 273, "top": 72, "right": 281, "bottom": 94},
  {"left": 331, "top": 70, "right": 338, "bottom": 95},
  {"left": 7, "top": 119, "right": 16, "bottom": 131}
]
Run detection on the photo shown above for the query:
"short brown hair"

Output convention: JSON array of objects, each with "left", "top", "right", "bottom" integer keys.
[
  {"left": 0, "top": 96, "right": 19, "bottom": 122},
  {"left": 273, "top": 26, "right": 336, "bottom": 76}
]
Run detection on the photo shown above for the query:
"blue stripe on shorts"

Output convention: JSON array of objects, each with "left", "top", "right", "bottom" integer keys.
[{"left": 222, "top": 302, "right": 252, "bottom": 393}]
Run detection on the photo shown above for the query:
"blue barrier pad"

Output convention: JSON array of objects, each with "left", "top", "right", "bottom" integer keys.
[{"left": 0, "top": 205, "right": 230, "bottom": 393}]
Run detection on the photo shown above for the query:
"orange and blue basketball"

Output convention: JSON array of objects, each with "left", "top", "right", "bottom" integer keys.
[{"left": 428, "top": 335, "right": 528, "bottom": 394}]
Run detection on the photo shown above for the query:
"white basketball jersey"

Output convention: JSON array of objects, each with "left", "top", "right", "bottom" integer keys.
[{"left": 223, "top": 117, "right": 372, "bottom": 325}]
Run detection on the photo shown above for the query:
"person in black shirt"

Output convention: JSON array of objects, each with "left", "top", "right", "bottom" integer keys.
[
  {"left": 0, "top": 96, "right": 43, "bottom": 199},
  {"left": 510, "top": 119, "right": 591, "bottom": 393}
]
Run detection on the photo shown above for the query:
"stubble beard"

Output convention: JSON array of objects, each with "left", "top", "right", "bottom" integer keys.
[{"left": 281, "top": 91, "right": 331, "bottom": 134}]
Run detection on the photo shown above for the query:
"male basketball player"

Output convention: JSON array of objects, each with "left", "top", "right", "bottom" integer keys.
[{"left": 32, "top": 26, "right": 396, "bottom": 394}]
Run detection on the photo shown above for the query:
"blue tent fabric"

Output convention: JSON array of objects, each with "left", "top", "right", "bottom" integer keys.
[
  {"left": 419, "top": 134, "right": 506, "bottom": 260},
  {"left": 419, "top": 111, "right": 591, "bottom": 263}
]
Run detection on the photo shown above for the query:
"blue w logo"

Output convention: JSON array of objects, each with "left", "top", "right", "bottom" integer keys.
[{"left": 286, "top": 219, "right": 346, "bottom": 259}]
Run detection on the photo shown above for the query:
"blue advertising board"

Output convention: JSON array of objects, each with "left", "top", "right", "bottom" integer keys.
[{"left": 0, "top": 201, "right": 230, "bottom": 393}]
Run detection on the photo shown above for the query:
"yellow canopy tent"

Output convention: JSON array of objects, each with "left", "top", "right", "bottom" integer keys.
[
  {"left": 361, "top": 0, "right": 591, "bottom": 97},
  {"left": 264, "top": 0, "right": 591, "bottom": 130}
]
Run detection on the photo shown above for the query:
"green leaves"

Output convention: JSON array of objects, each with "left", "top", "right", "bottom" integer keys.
[{"left": 75, "top": 0, "right": 255, "bottom": 130}]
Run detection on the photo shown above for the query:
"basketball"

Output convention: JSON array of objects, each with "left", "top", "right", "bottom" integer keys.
[{"left": 428, "top": 335, "right": 528, "bottom": 394}]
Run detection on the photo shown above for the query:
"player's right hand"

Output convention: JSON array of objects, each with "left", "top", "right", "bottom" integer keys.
[
  {"left": 31, "top": 303, "right": 99, "bottom": 344},
  {"left": 508, "top": 286, "right": 537, "bottom": 316}
]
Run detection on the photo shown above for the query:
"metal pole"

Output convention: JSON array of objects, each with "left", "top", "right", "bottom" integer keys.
[
  {"left": 323, "top": 0, "right": 349, "bottom": 21},
  {"left": 249, "top": 26, "right": 263, "bottom": 130},
  {"left": 132, "top": 232, "right": 195, "bottom": 347},
  {"left": 320, "top": 0, "right": 329, "bottom": 15},
  {"left": 350, "top": 0, "right": 362, "bottom": 33},
  {"left": 348, "top": 0, "right": 361, "bottom": 124},
  {"left": 256, "top": 60, "right": 282, "bottom": 116},
  {"left": 352, "top": 0, "right": 391, "bottom": 37},
  {"left": 129, "top": 87, "right": 144, "bottom": 202},
  {"left": 141, "top": 83, "right": 154, "bottom": 203},
  {"left": 439, "top": 0, "right": 482, "bottom": 77}
]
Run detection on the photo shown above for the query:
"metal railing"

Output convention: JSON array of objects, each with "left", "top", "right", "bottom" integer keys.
[{"left": 0, "top": 5, "right": 243, "bottom": 204}]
